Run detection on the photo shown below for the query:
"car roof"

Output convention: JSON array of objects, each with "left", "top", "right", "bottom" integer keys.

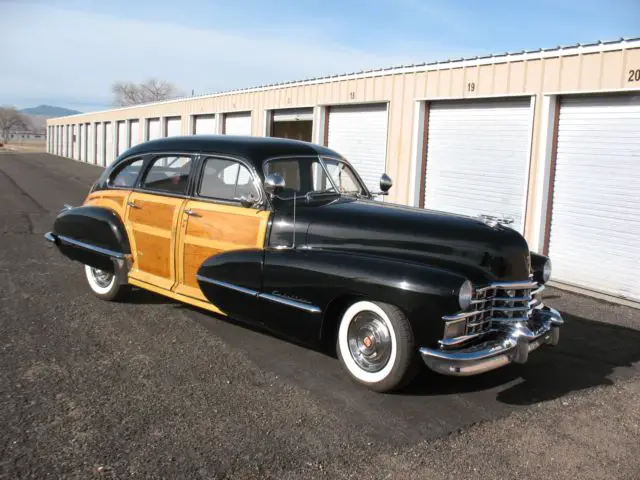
[{"left": 120, "top": 135, "right": 344, "bottom": 172}]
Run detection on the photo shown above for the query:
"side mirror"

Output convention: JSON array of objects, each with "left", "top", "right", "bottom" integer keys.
[
  {"left": 264, "top": 173, "right": 285, "bottom": 197},
  {"left": 378, "top": 173, "right": 393, "bottom": 195}
]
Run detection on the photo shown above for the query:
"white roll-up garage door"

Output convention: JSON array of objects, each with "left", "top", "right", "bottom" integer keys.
[
  {"left": 80, "top": 124, "right": 87, "bottom": 162},
  {"left": 130, "top": 120, "right": 140, "bottom": 147},
  {"left": 96, "top": 123, "right": 105, "bottom": 166},
  {"left": 62, "top": 126, "right": 67, "bottom": 156},
  {"left": 72, "top": 125, "right": 79, "bottom": 160},
  {"left": 224, "top": 112, "right": 252, "bottom": 136},
  {"left": 166, "top": 117, "right": 182, "bottom": 137},
  {"left": 194, "top": 114, "right": 216, "bottom": 135},
  {"left": 327, "top": 104, "right": 388, "bottom": 194},
  {"left": 105, "top": 122, "right": 114, "bottom": 165},
  {"left": 423, "top": 98, "right": 533, "bottom": 232},
  {"left": 87, "top": 124, "right": 95, "bottom": 164},
  {"left": 548, "top": 95, "right": 640, "bottom": 301},
  {"left": 117, "top": 121, "right": 127, "bottom": 157},
  {"left": 147, "top": 118, "right": 161, "bottom": 140}
]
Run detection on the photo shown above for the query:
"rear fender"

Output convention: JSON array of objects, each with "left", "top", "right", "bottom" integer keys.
[{"left": 46, "top": 206, "right": 131, "bottom": 276}]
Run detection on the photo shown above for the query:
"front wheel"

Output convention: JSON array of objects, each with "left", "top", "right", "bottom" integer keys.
[
  {"left": 336, "top": 300, "right": 417, "bottom": 392},
  {"left": 84, "top": 265, "right": 128, "bottom": 301}
]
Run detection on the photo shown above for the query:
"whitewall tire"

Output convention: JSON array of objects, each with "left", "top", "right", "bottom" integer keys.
[
  {"left": 84, "top": 264, "right": 128, "bottom": 301},
  {"left": 336, "top": 300, "right": 416, "bottom": 392}
]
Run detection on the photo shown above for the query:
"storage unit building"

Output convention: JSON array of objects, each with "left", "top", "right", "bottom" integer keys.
[{"left": 45, "top": 38, "right": 640, "bottom": 304}]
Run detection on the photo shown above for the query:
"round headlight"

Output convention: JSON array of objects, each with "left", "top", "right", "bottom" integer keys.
[
  {"left": 542, "top": 258, "right": 552, "bottom": 283},
  {"left": 458, "top": 280, "right": 473, "bottom": 310}
]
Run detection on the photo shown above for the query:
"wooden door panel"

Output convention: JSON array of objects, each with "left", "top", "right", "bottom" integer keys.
[
  {"left": 133, "top": 231, "right": 171, "bottom": 279},
  {"left": 83, "top": 190, "right": 130, "bottom": 219},
  {"left": 175, "top": 201, "right": 270, "bottom": 301},
  {"left": 182, "top": 244, "right": 223, "bottom": 290},
  {"left": 126, "top": 192, "right": 185, "bottom": 290}
]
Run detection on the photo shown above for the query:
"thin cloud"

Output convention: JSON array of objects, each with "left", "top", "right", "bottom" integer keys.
[{"left": 1, "top": 2, "right": 462, "bottom": 111}]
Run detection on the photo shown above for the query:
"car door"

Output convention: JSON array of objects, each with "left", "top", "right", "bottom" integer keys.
[
  {"left": 174, "top": 155, "right": 270, "bottom": 308},
  {"left": 125, "top": 154, "right": 194, "bottom": 291}
]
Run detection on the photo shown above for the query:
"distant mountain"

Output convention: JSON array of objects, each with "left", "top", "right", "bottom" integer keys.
[{"left": 20, "top": 105, "right": 81, "bottom": 118}]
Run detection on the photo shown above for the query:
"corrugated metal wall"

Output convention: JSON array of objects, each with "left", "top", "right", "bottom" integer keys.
[{"left": 47, "top": 43, "right": 640, "bottom": 250}]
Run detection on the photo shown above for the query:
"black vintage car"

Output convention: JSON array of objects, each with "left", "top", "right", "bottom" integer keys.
[{"left": 45, "top": 135, "right": 563, "bottom": 392}]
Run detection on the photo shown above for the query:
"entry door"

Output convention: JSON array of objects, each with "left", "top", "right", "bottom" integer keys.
[
  {"left": 175, "top": 156, "right": 269, "bottom": 302},
  {"left": 125, "top": 154, "right": 194, "bottom": 290}
]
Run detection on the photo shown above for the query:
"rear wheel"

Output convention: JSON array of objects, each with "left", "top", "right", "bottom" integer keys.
[
  {"left": 336, "top": 300, "right": 417, "bottom": 392},
  {"left": 84, "top": 265, "right": 128, "bottom": 301}
]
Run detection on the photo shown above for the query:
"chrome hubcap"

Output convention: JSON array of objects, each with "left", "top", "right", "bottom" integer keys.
[
  {"left": 90, "top": 267, "right": 113, "bottom": 288},
  {"left": 347, "top": 311, "right": 391, "bottom": 372}
]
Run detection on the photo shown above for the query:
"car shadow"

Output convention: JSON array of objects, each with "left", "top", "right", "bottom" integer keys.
[
  {"left": 162, "top": 292, "right": 640, "bottom": 407},
  {"left": 402, "top": 310, "right": 640, "bottom": 404}
]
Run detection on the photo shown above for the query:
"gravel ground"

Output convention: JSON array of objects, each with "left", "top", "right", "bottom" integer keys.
[{"left": 1, "top": 152, "right": 639, "bottom": 479}]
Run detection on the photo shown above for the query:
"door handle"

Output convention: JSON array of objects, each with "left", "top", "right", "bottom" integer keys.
[
  {"left": 184, "top": 209, "right": 201, "bottom": 217},
  {"left": 127, "top": 201, "right": 141, "bottom": 209}
]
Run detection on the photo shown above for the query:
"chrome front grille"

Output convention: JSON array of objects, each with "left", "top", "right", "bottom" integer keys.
[{"left": 443, "top": 280, "right": 545, "bottom": 340}]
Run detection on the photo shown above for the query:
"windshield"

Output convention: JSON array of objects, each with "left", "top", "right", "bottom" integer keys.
[{"left": 263, "top": 156, "right": 366, "bottom": 199}]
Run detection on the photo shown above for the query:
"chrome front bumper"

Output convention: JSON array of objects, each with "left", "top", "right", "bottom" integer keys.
[{"left": 419, "top": 307, "right": 563, "bottom": 377}]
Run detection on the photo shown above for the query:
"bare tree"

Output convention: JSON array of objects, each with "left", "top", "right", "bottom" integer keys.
[
  {"left": 0, "top": 106, "right": 30, "bottom": 143},
  {"left": 111, "top": 79, "right": 181, "bottom": 106}
]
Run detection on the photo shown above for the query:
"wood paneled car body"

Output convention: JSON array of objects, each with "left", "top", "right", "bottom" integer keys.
[{"left": 46, "top": 135, "right": 563, "bottom": 392}]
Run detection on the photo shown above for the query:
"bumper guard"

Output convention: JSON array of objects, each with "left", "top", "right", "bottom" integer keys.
[{"left": 419, "top": 307, "right": 563, "bottom": 376}]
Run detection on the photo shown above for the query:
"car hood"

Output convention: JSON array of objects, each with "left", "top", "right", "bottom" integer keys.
[{"left": 301, "top": 198, "right": 531, "bottom": 283}]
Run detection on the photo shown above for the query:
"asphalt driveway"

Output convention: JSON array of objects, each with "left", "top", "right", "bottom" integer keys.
[{"left": 1, "top": 151, "right": 639, "bottom": 479}]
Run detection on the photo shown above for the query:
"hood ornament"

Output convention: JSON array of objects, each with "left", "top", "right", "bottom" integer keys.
[{"left": 478, "top": 214, "right": 515, "bottom": 228}]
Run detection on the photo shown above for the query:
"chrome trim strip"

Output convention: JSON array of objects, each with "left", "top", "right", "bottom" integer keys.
[
  {"left": 438, "top": 330, "right": 499, "bottom": 347},
  {"left": 476, "top": 280, "right": 538, "bottom": 292},
  {"left": 55, "top": 234, "right": 125, "bottom": 259},
  {"left": 194, "top": 276, "right": 322, "bottom": 313},
  {"left": 195, "top": 275, "right": 259, "bottom": 297},
  {"left": 258, "top": 293, "right": 322, "bottom": 314},
  {"left": 443, "top": 309, "right": 491, "bottom": 320},
  {"left": 44, "top": 232, "right": 56, "bottom": 243}
]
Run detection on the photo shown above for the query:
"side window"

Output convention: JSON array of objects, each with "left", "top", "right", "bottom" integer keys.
[
  {"left": 141, "top": 155, "right": 193, "bottom": 194},
  {"left": 199, "top": 157, "right": 259, "bottom": 201},
  {"left": 108, "top": 158, "right": 144, "bottom": 188}
]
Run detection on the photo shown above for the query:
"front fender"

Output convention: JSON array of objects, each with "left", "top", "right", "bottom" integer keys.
[{"left": 261, "top": 248, "right": 467, "bottom": 344}]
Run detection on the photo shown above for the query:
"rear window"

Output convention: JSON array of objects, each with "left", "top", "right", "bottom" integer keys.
[
  {"left": 108, "top": 158, "right": 144, "bottom": 188},
  {"left": 141, "top": 156, "right": 193, "bottom": 194}
]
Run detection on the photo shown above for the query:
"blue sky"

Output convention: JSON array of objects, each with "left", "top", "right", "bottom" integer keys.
[{"left": 2, "top": 0, "right": 638, "bottom": 112}]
